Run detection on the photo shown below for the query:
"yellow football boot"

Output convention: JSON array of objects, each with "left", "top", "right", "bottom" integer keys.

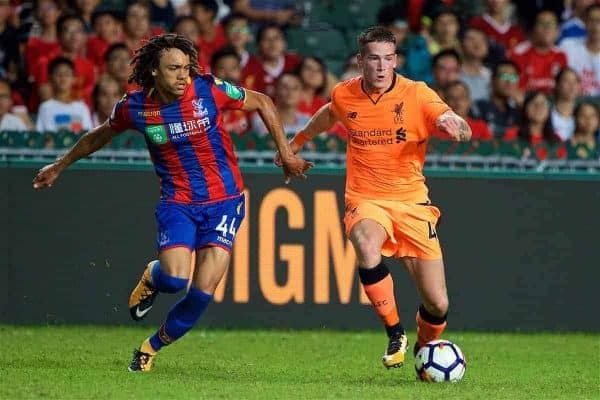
[
  {"left": 128, "top": 340, "right": 157, "bottom": 372},
  {"left": 382, "top": 332, "right": 408, "bottom": 369},
  {"left": 128, "top": 261, "right": 159, "bottom": 321}
]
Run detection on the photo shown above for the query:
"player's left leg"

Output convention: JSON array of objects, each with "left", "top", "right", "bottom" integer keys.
[{"left": 402, "top": 257, "right": 449, "bottom": 355}]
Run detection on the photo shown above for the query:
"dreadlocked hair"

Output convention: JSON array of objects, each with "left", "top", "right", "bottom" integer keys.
[{"left": 129, "top": 34, "right": 200, "bottom": 89}]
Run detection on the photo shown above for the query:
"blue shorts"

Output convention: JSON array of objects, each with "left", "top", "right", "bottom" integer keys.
[{"left": 155, "top": 194, "right": 245, "bottom": 253}]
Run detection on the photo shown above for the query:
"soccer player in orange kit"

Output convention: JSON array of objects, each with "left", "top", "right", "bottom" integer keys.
[{"left": 277, "top": 26, "right": 472, "bottom": 369}]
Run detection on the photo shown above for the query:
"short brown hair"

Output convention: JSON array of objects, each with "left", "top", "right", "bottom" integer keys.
[{"left": 357, "top": 26, "right": 396, "bottom": 54}]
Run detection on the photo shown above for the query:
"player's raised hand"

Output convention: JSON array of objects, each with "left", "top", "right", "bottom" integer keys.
[
  {"left": 436, "top": 111, "right": 472, "bottom": 142},
  {"left": 32, "top": 162, "right": 63, "bottom": 189},
  {"left": 280, "top": 154, "right": 314, "bottom": 184}
]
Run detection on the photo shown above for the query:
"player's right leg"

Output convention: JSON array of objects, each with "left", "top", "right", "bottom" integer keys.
[
  {"left": 348, "top": 218, "right": 408, "bottom": 369},
  {"left": 128, "top": 201, "right": 196, "bottom": 372},
  {"left": 128, "top": 202, "right": 194, "bottom": 321},
  {"left": 128, "top": 248, "right": 193, "bottom": 372},
  {"left": 128, "top": 247, "right": 192, "bottom": 372}
]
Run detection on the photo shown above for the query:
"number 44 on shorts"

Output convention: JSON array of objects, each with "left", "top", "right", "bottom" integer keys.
[{"left": 216, "top": 215, "right": 237, "bottom": 237}]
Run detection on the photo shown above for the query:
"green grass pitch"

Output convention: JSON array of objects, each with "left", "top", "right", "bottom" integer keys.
[{"left": 0, "top": 326, "right": 598, "bottom": 399}]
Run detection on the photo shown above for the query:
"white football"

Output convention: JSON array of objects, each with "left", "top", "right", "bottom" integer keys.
[{"left": 414, "top": 339, "right": 466, "bottom": 382}]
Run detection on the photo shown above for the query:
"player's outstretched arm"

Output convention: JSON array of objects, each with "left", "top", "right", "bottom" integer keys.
[
  {"left": 32, "top": 121, "right": 120, "bottom": 189},
  {"left": 243, "top": 89, "right": 314, "bottom": 184},
  {"left": 274, "top": 103, "right": 338, "bottom": 165},
  {"left": 436, "top": 110, "right": 472, "bottom": 142}
]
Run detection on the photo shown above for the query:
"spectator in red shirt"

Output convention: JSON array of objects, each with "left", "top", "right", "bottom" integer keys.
[
  {"left": 468, "top": 0, "right": 525, "bottom": 52},
  {"left": 251, "top": 71, "right": 310, "bottom": 139},
  {"left": 210, "top": 46, "right": 250, "bottom": 136},
  {"left": 102, "top": 43, "right": 136, "bottom": 93},
  {"left": 172, "top": 15, "right": 210, "bottom": 73},
  {"left": 34, "top": 14, "right": 96, "bottom": 109},
  {"left": 123, "top": 1, "right": 163, "bottom": 54},
  {"left": 86, "top": 10, "right": 124, "bottom": 71},
  {"left": 296, "top": 56, "right": 328, "bottom": 116},
  {"left": 25, "top": 0, "right": 62, "bottom": 80},
  {"left": 509, "top": 10, "right": 567, "bottom": 93},
  {"left": 503, "top": 91, "right": 566, "bottom": 159},
  {"left": 439, "top": 80, "right": 494, "bottom": 140},
  {"left": 222, "top": 12, "right": 252, "bottom": 69},
  {"left": 241, "top": 24, "right": 301, "bottom": 97},
  {"left": 211, "top": 46, "right": 242, "bottom": 83},
  {"left": 191, "top": 0, "right": 227, "bottom": 63}
]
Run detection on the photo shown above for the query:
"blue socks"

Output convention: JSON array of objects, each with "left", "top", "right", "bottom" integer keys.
[
  {"left": 149, "top": 286, "right": 213, "bottom": 351},
  {"left": 149, "top": 261, "right": 188, "bottom": 293}
]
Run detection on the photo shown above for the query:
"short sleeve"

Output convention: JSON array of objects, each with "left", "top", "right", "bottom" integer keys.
[
  {"left": 417, "top": 82, "right": 450, "bottom": 131},
  {"left": 109, "top": 94, "right": 133, "bottom": 132},
  {"left": 210, "top": 76, "right": 246, "bottom": 110}
]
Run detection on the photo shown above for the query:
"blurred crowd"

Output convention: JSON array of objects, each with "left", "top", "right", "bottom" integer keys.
[{"left": 0, "top": 0, "right": 599, "bottom": 160}]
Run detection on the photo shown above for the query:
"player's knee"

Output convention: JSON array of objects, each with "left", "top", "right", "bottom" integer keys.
[
  {"left": 427, "top": 297, "right": 449, "bottom": 317},
  {"left": 160, "top": 276, "right": 188, "bottom": 293},
  {"left": 194, "top": 281, "right": 218, "bottom": 295},
  {"left": 354, "top": 238, "right": 382, "bottom": 266},
  {"left": 150, "top": 260, "right": 188, "bottom": 293},
  {"left": 159, "top": 259, "right": 189, "bottom": 280}
]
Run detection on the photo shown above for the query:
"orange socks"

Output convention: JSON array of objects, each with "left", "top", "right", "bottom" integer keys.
[
  {"left": 363, "top": 274, "right": 400, "bottom": 326},
  {"left": 359, "top": 262, "right": 402, "bottom": 334},
  {"left": 416, "top": 304, "right": 447, "bottom": 346}
]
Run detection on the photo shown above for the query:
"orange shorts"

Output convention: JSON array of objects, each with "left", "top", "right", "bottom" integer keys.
[{"left": 344, "top": 198, "right": 443, "bottom": 260}]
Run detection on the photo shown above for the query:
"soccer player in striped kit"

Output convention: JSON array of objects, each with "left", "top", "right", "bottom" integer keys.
[{"left": 32, "top": 34, "right": 313, "bottom": 372}]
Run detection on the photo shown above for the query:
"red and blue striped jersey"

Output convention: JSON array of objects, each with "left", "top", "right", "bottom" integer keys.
[{"left": 109, "top": 74, "right": 246, "bottom": 204}]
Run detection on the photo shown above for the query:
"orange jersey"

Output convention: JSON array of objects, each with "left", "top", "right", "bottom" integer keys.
[{"left": 331, "top": 74, "right": 450, "bottom": 203}]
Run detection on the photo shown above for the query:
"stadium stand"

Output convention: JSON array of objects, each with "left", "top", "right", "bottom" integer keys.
[{"left": 0, "top": 0, "right": 598, "bottom": 171}]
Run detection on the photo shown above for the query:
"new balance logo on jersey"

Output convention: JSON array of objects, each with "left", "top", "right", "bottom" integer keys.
[
  {"left": 347, "top": 111, "right": 358, "bottom": 119},
  {"left": 396, "top": 128, "right": 407, "bottom": 143}
]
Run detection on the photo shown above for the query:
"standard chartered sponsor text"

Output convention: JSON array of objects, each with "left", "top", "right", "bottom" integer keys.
[{"left": 349, "top": 128, "right": 393, "bottom": 146}]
